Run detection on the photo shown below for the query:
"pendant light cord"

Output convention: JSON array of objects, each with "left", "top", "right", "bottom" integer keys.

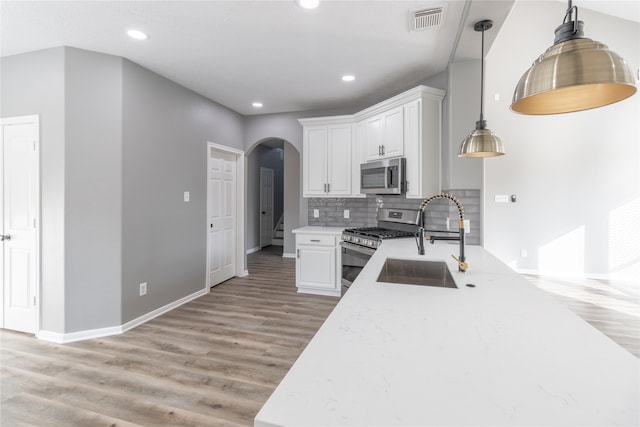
[{"left": 479, "top": 24, "right": 485, "bottom": 124}]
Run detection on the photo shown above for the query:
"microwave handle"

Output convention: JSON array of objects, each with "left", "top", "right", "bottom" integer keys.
[{"left": 386, "top": 168, "right": 394, "bottom": 189}]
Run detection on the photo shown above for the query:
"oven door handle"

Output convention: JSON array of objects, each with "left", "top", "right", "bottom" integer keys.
[{"left": 340, "top": 241, "right": 376, "bottom": 256}]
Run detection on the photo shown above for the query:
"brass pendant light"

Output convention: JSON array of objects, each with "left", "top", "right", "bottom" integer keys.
[
  {"left": 458, "top": 20, "right": 505, "bottom": 158},
  {"left": 511, "top": 0, "right": 637, "bottom": 115}
]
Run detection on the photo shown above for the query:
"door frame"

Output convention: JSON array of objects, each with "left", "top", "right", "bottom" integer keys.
[
  {"left": 206, "top": 142, "right": 247, "bottom": 292},
  {"left": 259, "top": 167, "right": 274, "bottom": 248},
  {"left": 0, "top": 114, "right": 40, "bottom": 334}
]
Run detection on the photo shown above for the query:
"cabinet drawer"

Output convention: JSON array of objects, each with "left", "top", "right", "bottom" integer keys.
[{"left": 296, "top": 234, "right": 336, "bottom": 246}]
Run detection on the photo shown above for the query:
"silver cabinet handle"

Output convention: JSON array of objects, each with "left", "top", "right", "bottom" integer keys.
[
  {"left": 381, "top": 145, "right": 385, "bottom": 155},
  {"left": 327, "top": 183, "right": 330, "bottom": 193},
  {"left": 310, "top": 239, "right": 320, "bottom": 242},
  {"left": 0, "top": 234, "right": 10, "bottom": 241},
  {"left": 297, "top": 249, "right": 300, "bottom": 258}
]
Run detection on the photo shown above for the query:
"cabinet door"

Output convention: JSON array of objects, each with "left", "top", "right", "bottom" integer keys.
[
  {"left": 382, "top": 106, "right": 404, "bottom": 158},
  {"left": 404, "top": 99, "right": 421, "bottom": 198},
  {"left": 364, "top": 115, "right": 384, "bottom": 161},
  {"left": 327, "top": 124, "right": 352, "bottom": 196},
  {"left": 296, "top": 245, "right": 336, "bottom": 290},
  {"left": 303, "top": 126, "right": 328, "bottom": 196},
  {"left": 352, "top": 122, "right": 366, "bottom": 197}
]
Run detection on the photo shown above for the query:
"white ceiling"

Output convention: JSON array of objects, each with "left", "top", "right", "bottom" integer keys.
[{"left": 1, "top": 1, "right": 636, "bottom": 116}]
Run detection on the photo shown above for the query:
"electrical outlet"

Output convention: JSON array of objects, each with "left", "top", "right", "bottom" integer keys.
[
  {"left": 446, "top": 218, "right": 450, "bottom": 231},
  {"left": 464, "top": 219, "right": 470, "bottom": 234},
  {"left": 183, "top": 191, "right": 190, "bottom": 202},
  {"left": 139, "top": 282, "right": 147, "bottom": 296},
  {"left": 344, "top": 209, "right": 350, "bottom": 219},
  {"left": 520, "top": 249, "right": 528, "bottom": 258},
  {"left": 313, "top": 209, "right": 319, "bottom": 218}
]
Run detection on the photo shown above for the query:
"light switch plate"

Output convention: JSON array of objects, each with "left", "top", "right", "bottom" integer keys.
[
  {"left": 184, "top": 191, "right": 190, "bottom": 202},
  {"left": 313, "top": 209, "right": 319, "bottom": 218},
  {"left": 495, "top": 194, "right": 508, "bottom": 203},
  {"left": 344, "top": 210, "right": 350, "bottom": 219}
]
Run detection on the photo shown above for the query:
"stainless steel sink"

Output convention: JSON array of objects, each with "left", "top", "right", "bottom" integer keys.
[{"left": 376, "top": 258, "right": 457, "bottom": 289}]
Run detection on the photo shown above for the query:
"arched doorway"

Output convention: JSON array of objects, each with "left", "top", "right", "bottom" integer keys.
[{"left": 247, "top": 138, "right": 300, "bottom": 258}]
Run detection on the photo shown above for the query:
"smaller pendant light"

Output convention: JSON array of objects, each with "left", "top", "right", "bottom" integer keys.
[
  {"left": 458, "top": 20, "right": 504, "bottom": 158},
  {"left": 511, "top": 0, "right": 637, "bottom": 115}
]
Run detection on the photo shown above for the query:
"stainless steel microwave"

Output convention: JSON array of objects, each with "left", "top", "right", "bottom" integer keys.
[{"left": 360, "top": 158, "right": 406, "bottom": 195}]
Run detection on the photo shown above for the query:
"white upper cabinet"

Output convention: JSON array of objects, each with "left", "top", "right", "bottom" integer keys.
[
  {"left": 364, "top": 106, "right": 404, "bottom": 161},
  {"left": 404, "top": 91, "right": 444, "bottom": 198},
  {"left": 300, "top": 117, "right": 354, "bottom": 197},
  {"left": 303, "top": 126, "right": 329, "bottom": 196},
  {"left": 300, "top": 85, "right": 444, "bottom": 199},
  {"left": 326, "top": 124, "right": 352, "bottom": 195}
]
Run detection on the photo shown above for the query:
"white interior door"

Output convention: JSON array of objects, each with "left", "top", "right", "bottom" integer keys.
[
  {"left": 208, "top": 148, "right": 236, "bottom": 286},
  {"left": 259, "top": 167, "right": 274, "bottom": 248},
  {"left": 1, "top": 116, "right": 39, "bottom": 334}
]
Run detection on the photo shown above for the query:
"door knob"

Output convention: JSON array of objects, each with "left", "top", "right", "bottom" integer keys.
[{"left": 1, "top": 234, "right": 11, "bottom": 241}]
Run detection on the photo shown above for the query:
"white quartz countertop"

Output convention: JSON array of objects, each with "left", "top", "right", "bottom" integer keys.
[
  {"left": 292, "top": 226, "right": 344, "bottom": 235},
  {"left": 255, "top": 239, "right": 639, "bottom": 427}
]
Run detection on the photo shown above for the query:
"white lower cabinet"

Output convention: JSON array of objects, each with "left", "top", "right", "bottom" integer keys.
[{"left": 295, "top": 232, "right": 341, "bottom": 297}]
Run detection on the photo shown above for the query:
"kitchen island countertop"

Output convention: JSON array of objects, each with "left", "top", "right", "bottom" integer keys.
[{"left": 255, "top": 239, "right": 639, "bottom": 426}]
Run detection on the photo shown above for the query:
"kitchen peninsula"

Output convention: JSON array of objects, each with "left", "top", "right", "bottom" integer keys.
[{"left": 255, "top": 239, "right": 639, "bottom": 426}]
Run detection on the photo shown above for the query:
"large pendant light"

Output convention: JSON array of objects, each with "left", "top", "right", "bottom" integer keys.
[
  {"left": 511, "top": 0, "right": 637, "bottom": 115},
  {"left": 458, "top": 20, "right": 504, "bottom": 158}
]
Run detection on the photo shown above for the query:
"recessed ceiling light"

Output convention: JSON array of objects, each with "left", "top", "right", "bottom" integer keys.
[
  {"left": 342, "top": 75, "right": 356, "bottom": 82},
  {"left": 252, "top": 102, "right": 263, "bottom": 108},
  {"left": 297, "top": 0, "right": 319, "bottom": 10},
  {"left": 127, "top": 29, "right": 148, "bottom": 40}
]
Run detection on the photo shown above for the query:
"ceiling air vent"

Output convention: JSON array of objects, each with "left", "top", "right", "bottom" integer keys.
[{"left": 411, "top": 6, "right": 444, "bottom": 31}]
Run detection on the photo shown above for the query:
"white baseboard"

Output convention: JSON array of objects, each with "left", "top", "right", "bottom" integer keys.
[
  {"left": 282, "top": 252, "right": 296, "bottom": 259},
  {"left": 238, "top": 269, "right": 249, "bottom": 277},
  {"left": 37, "top": 326, "right": 122, "bottom": 344},
  {"left": 121, "top": 288, "right": 207, "bottom": 334},
  {"left": 37, "top": 287, "right": 208, "bottom": 344},
  {"left": 246, "top": 246, "right": 260, "bottom": 255}
]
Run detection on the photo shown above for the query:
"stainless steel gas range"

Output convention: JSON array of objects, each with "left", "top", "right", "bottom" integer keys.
[{"left": 340, "top": 208, "right": 421, "bottom": 288}]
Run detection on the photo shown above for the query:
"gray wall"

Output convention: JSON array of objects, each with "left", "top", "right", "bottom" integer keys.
[
  {"left": 1, "top": 47, "right": 66, "bottom": 333},
  {"left": 120, "top": 58, "right": 245, "bottom": 323},
  {"left": 2, "top": 46, "right": 246, "bottom": 334},
  {"left": 484, "top": 1, "right": 639, "bottom": 279},
  {"left": 65, "top": 48, "right": 122, "bottom": 331},
  {"left": 444, "top": 61, "right": 484, "bottom": 190}
]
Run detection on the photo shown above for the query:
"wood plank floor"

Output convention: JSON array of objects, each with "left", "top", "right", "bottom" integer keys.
[
  {"left": 525, "top": 274, "right": 640, "bottom": 358},
  {"left": 1, "top": 247, "right": 638, "bottom": 426},
  {"left": 1, "top": 246, "right": 339, "bottom": 426}
]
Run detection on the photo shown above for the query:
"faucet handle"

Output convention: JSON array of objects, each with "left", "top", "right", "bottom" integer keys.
[{"left": 451, "top": 254, "right": 468, "bottom": 272}]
